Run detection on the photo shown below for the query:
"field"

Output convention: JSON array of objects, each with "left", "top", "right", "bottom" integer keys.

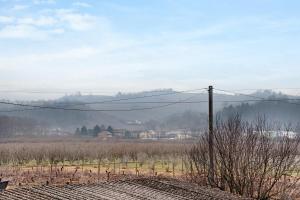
[
  {"left": 0, "top": 137, "right": 192, "bottom": 188},
  {"left": 1, "top": 135, "right": 299, "bottom": 199}
]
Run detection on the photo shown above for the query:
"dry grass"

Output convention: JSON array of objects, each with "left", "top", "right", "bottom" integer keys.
[{"left": 0, "top": 137, "right": 192, "bottom": 188}]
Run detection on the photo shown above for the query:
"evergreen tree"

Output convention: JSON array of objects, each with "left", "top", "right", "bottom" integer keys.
[
  {"left": 88, "top": 129, "right": 93, "bottom": 136},
  {"left": 93, "top": 125, "right": 101, "bottom": 137},
  {"left": 107, "top": 126, "right": 113, "bottom": 134},
  {"left": 75, "top": 128, "right": 81, "bottom": 135},
  {"left": 81, "top": 126, "right": 88, "bottom": 136}
]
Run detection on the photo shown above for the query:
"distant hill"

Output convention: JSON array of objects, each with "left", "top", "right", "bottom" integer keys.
[
  {"left": 0, "top": 89, "right": 299, "bottom": 133},
  {"left": 219, "top": 91, "right": 300, "bottom": 125}
]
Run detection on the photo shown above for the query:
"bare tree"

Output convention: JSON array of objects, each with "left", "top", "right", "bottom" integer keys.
[{"left": 188, "top": 115, "right": 300, "bottom": 199}]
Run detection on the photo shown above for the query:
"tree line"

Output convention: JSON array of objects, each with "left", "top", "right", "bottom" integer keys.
[
  {"left": 75, "top": 125, "right": 114, "bottom": 137},
  {"left": 0, "top": 116, "right": 38, "bottom": 137}
]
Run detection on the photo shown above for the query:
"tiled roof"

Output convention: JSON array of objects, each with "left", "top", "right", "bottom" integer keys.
[{"left": 0, "top": 178, "right": 250, "bottom": 200}]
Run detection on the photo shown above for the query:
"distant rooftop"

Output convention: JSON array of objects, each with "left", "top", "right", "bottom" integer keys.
[{"left": 0, "top": 178, "right": 250, "bottom": 200}]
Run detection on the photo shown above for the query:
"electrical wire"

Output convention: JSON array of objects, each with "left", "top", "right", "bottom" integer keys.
[
  {"left": 1, "top": 88, "right": 300, "bottom": 112},
  {"left": 222, "top": 87, "right": 300, "bottom": 92},
  {"left": 54, "top": 88, "right": 207, "bottom": 107},
  {"left": 2, "top": 98, "right": 300, "bottom": 113},
  {"left": 215, "top": 88, "right": 300, "bottom": 106},
  {"left": 1, "top": 87, "right": 299, "bottom": 94},
  {"left": 0, "top": 88, "right": 207, "bottom": 94},
  {"left": 0, "top": 89, "right": 207, "bottom": 112}
]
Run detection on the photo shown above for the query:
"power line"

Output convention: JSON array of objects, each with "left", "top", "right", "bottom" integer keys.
[
  {"left": 54, "top": 88, "right": 208, "bottom": 107},
  {"left": 0, "top": 101, "right": 180, "bottom": 112},
  {"left": 2, "top": 88, "right": 300, "bottom": 112},
  {"left": 222, "top": 87, "right": 300, "bottom": 91},
  {"left": 215, "top": 88, "right": 300, "bottom": 106},
  {"left": 52, "top": 98, "right": 300, "bottom": 104},
  {"left": 2, "top": 98, "right": 300, "bottom": 113},
  {"left": 44, "top": 87, "right": 299, "bottom": 107},
  {"left": 0, "top": 88, "right": 208, "bottom": 112},
  {"left": 0, "top": 90, "right": 206, "bottom": 112},
  {"left": 0, "top": 89, "right": 122, "bottom": 94},
  {"left": 1, "top": 87, "right": 300, "bottom": 93},
  {"left": 0, "top": 88, "right": 208, "bottom": 94},
  {"left": 0, "top": 108, "right": 40, "bottom": 113}
]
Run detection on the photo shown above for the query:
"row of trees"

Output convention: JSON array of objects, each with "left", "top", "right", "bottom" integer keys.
[
  {"left": 144, "top": 110, "right": 207, "bottom": 133},
  {"left": 221, "top": 98, "right": 300, "bottom": 124},
  {"left": 75, "top": 125, "right": 114, "bottom": 137},
  {"left": 0, "top": 116, "right": 38, "bottom": 137},
  {"left": 0, "top": 141, "right": 187, "bottom": 167},
  {"left": 188, "top": 115, "right": 300, "bottom": 200}
]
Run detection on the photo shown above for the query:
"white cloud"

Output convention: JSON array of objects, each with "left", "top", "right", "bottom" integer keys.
[
  {"left": 12, "top": 4, "right": 29, "bottom": 11},
  {"left": 0, "top": 24, "right": 44, "bottom": 39},
  {"left": 0, "top": 1, "right": 299, "bottom": 98},
  {"left": 50, "top": 28, "right": 64, "bottom": 34},
  {"left": 0, "top": 7, "right": 97, "bottom": 39},
  {"left": 30, "top": 46, "right": 98, "bottom": 61},
  {"left": 56, "top": 10, "right": 96, "bottom": 31},
  {"left": 33, "top": 0, "right": 55, "bottom": 5},
  {"left": 0, "top": 47, "right": 98, "bottom": 69},
  {"left": 0, "top": 16, "right": 14, "bottom": 24},
  {"left": 0, "top": 24, "right": 62, "bottom": 39},
  {"left": 73, "top": 2, "right": 91, "bottom": 8},
  {"left": 17, "top": 16, "right": 57, "bottom": 26}
]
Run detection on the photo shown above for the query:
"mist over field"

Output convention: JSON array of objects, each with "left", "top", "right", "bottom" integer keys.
[
  {"left": 1, "top": 89, "right": 300, "bottom": 137},
  {"left": 0, "top": 0, "right": 300, "bottom": 199}
]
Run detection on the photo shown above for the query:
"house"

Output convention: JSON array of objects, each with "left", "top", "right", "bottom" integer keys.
[
  {"left": 97, "top": 131, "right": 113, "bottom": 141},
  {"left": 139, "top": 130, "right": 158, "bottom": 139}
]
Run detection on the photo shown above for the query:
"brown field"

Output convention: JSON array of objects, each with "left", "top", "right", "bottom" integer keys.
[{"left": 0, "top": 137, "right": 192, "bottom": 188}]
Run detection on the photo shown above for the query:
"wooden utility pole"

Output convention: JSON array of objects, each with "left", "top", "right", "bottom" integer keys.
[{"left": 208, "top": 85, "right": 214, "bottom": 185}]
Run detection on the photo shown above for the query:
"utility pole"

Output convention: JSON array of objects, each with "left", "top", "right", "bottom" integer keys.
[{"left": 208, "top": 85, "right": 214, "bottom": 185}]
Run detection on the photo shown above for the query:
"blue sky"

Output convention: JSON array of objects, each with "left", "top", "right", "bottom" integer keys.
[{"left": 0, "top": 0, "right": 300, "bottom": 99}]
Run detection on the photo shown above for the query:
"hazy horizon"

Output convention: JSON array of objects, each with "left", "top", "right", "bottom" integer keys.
[
  {"left": 0, "top": 87, "right": 299, "bottom": 101},
  {"left": 0, "top": 0, "right": 300, "bottom": 100}
]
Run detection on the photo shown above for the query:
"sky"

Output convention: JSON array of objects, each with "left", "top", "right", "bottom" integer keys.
[{"left": 0, "top": 0, "right": 300, "bottom": 100}]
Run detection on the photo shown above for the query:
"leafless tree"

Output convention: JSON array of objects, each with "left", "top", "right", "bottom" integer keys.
[{"left": 188, "top": 115, "right": 300, "bottom": 200}]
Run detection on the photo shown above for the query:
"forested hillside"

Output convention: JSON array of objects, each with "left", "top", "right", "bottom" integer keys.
[{"left": 1, "top": 89, "right": 299, "bottom": 133}]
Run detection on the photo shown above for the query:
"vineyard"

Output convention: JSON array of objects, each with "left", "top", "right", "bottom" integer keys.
[
  {"left": 0, "top": 139, "right": 191, "bottom": 188},
  {"left": 0, "top": 133, "right": 299, "bottom": 199}
]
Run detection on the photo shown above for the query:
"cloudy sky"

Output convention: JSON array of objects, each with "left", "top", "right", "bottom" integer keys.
[{"left": 0, "top": 0, "right": 300, "bottom": 99}]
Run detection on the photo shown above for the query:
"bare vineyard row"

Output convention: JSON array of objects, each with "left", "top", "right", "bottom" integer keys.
[
  {"left": 0, "top": 141, "right": 190, "bottom": 167},
  {"left": 0, "top": 141, "right": 192, "bottom": 187}
]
